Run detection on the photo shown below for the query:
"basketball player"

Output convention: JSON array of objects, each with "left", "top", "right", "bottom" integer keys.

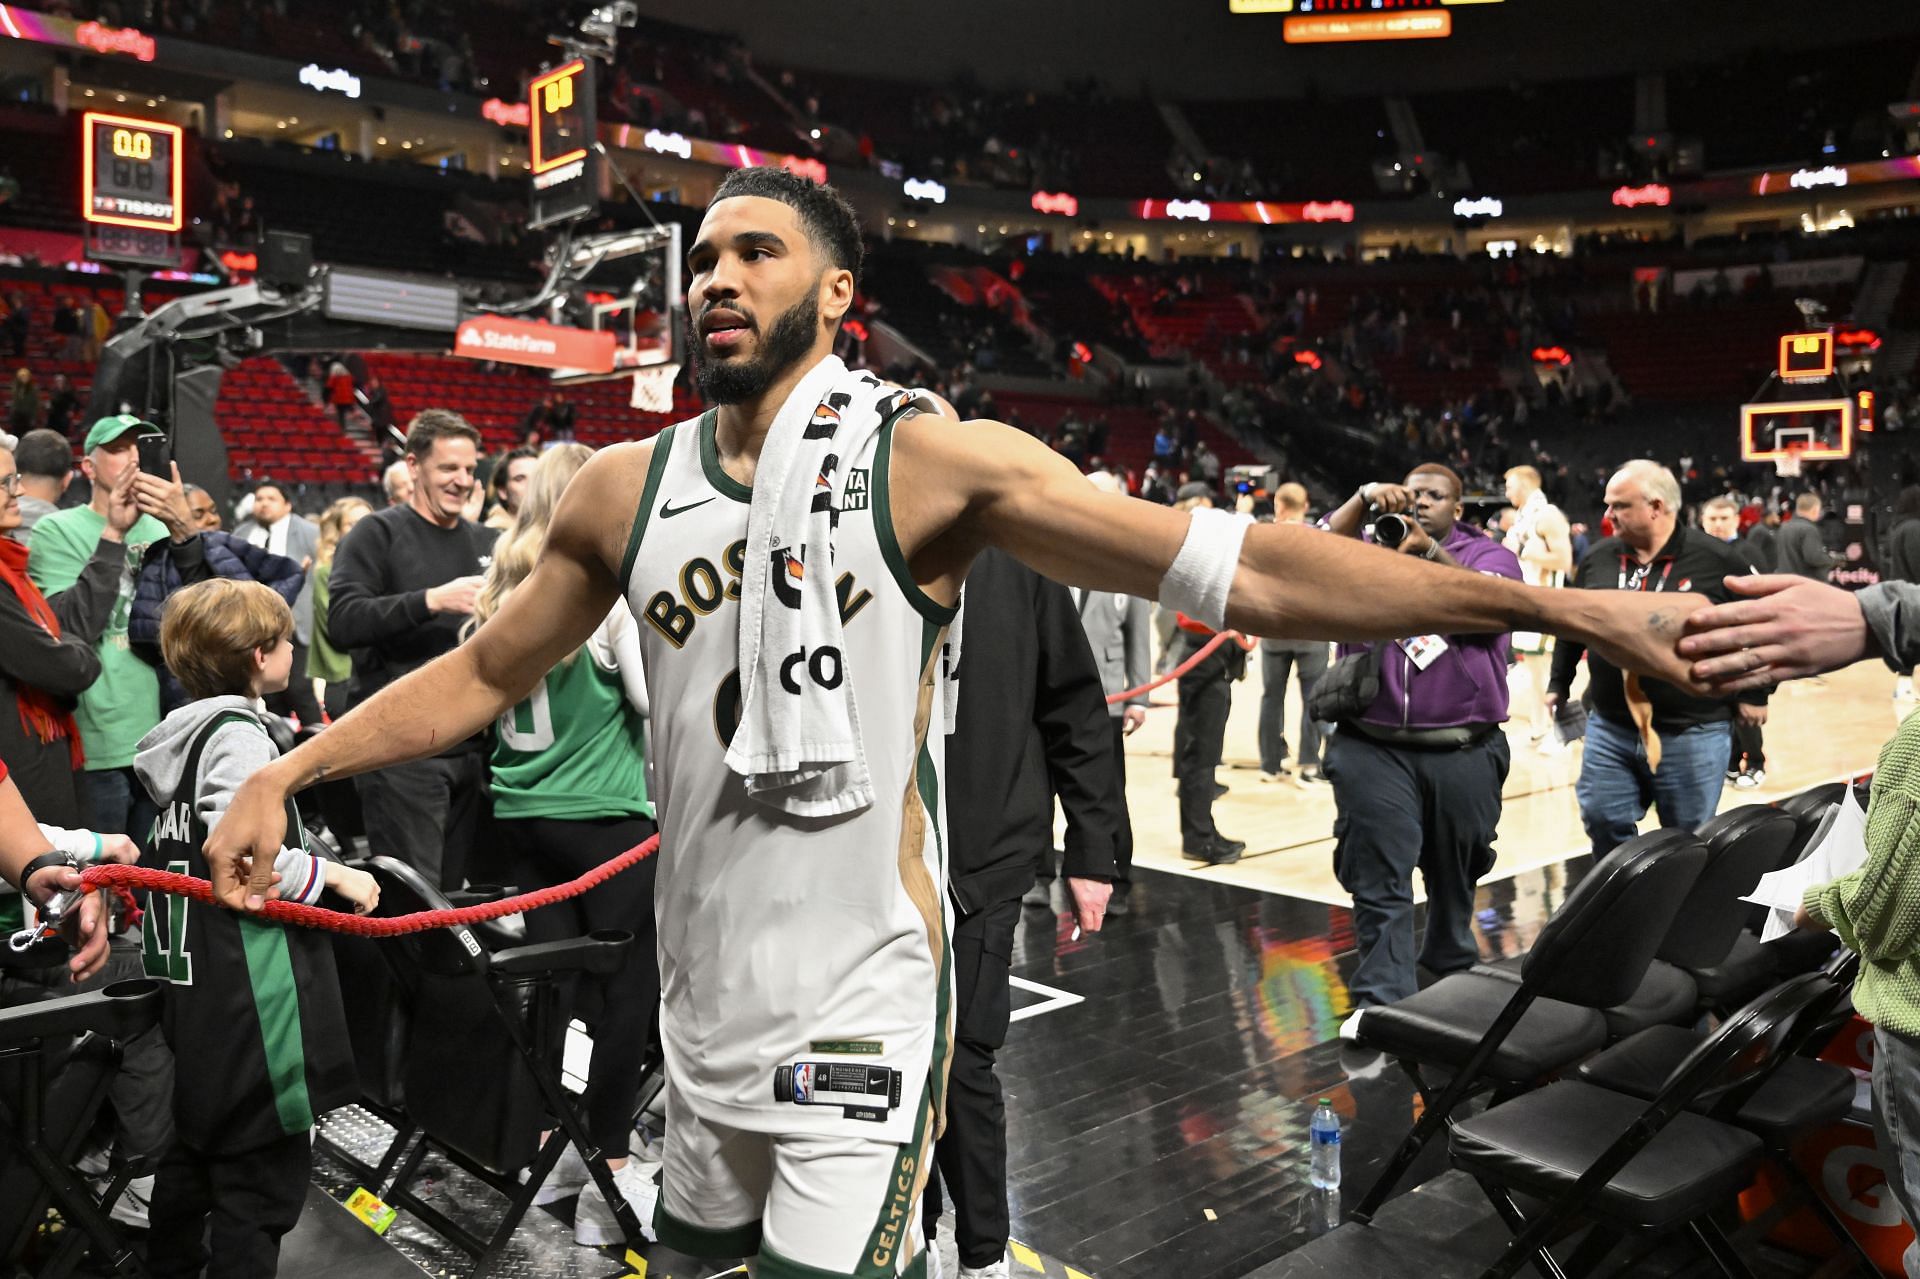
[
  {"left": 202, "top": 169, "right": 1701, "bottom": 1276},
  {"left": 1502, "top": 466, "right": 1573, "bottom": 749}
]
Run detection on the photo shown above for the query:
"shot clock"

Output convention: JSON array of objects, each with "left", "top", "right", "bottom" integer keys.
[{"left": 82, "top": 112, "right": 183, "bottom": 232}]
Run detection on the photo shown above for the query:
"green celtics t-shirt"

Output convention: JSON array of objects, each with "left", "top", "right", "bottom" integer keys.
[
  {"left": 490, "top": 616, "right": 650, "bottom": 822},
  {"left": 28, "top": 507, "right": 168, "bottom": 771}
]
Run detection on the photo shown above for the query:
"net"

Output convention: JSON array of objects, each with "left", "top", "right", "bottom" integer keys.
[
  {"left": 632, "top": 363, "right": 679, "bottom": 414},
  {"left": 1774, "top": 444, "right": 1804, "bottom": 479}
]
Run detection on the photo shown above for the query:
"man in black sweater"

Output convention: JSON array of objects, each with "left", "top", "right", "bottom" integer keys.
[
  {"left": 1776, "top": 492, "right": 1836, "bottom": 582},
  {"left": 926, "top": 547, "right": 1120, "bottom": 1279},
  {"left": 1548, "top": 461, "right": 1768, "bottom": 854},
  {"left": 328, "top": 410, "right": 497, "bottom": 889}
]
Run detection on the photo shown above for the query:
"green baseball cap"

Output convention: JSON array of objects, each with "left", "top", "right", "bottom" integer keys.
[{"left": 83, "top": 414, "right": 164, "bottom": 453}]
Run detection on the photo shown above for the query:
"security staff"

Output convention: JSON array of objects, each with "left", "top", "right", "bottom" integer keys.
[
  {"left": 1323, "top": 463, "right": 1522, "bottom": 1016},
  {"left": 930, "top": 547, "right": 1119, "bottom": 1279}
]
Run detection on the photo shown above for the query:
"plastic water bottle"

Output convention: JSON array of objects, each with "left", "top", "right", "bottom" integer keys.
[{"left": 1309, "top": 1098, "right": 1342, "bottom": 1190}]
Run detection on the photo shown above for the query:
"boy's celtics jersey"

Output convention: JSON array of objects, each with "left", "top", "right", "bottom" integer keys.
[
  {"left": 622, "top": 408, "right": 955, "bottom": 1144},
  {"left": 490, "top": 608, "right": 650, "bottom": 821}
]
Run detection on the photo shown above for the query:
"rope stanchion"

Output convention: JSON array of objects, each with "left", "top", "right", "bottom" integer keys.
[
  {"left": 1104, "top": 629, "right": 1256, "bottom": 707},
  {"left": 68, "top": 834, "right": 660, "bottom": 939}
]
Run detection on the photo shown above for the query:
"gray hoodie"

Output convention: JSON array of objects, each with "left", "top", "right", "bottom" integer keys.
[{"left": 133, "top": 696, "right": 327, "bottom": 905}]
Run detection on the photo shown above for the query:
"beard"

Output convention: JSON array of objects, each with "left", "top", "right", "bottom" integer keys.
[{"left": 691, "top": 291, "right": 820, "bottom": 405}]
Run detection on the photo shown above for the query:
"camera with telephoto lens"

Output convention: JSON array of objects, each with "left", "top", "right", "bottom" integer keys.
[{"left": 1372, "top": 511, "right": 1413, "bottom": 548}]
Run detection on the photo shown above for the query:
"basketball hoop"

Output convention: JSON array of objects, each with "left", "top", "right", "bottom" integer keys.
[
  {"left": 632, "top": 362, "right": 679, "bottom": 415},
  {"left": 1774, "top": 444, "right": 1804, "bottom": 479}
]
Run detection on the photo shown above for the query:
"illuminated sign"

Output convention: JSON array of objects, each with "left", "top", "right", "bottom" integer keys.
[
  {"left": 781, "top": 156, "right": 828, "bottom": 184},
  {"left": 1859, "top": 389, "right": 1875, "bottom": 432},
  {"left": 482, "top": 98, "right": 530, "bottom": 127},
  {"left": 298, "top": 64, "right": 361, "bottom": 99},
  {"left": 643, "top": 129, "right": 692, "bottom": 160},
  {"left": 1779, "top": 331, "right": 1834, "bottom": 380},
  {"left": 1032, "top": 191, "right": 1079, "bottom": 217},
  {"left": 531, "top": 61, "right": 590, "bottom": 175},
  {"left": 1165, "top": 199, "right": 1211, "bottom": 221},
  {"left": 75, "top": 18, "right": 156, "bottom": 60},
  {"left": 455, "top": 314, "right": 616, "bottom": 373},
  {"left": 1301, "top": 200, "right": 1355, "bottom": 223},
  {"left": 81, "top": 112, "right": 182, "bottom": 232},
  {"left": 219, "top": 250, "right": 258, "bottom": 272},
  {"left": 1452, "top": 196, "right": 1503, "bottom": 218},
  {"left": 1531, "top": 346, "right": 1572, "bottom": 366},
  {"left": 532, "top": 158, "right": 585, "bottom": 190},
  {"left": 903, "top": 177, "right": 947, "bottom": 203},
  {"left": 1611, "top": 183, "right": 1671, "bottom": 208},
  {"left": 1789, "top": 166, "right": 1848, "bottom": 190},
  {"left": 1836, "top": 328, "right": 1881, "bottom": 350},
  {"left": 1284, "top": 12, "right": 1451, "bottom": 42}
]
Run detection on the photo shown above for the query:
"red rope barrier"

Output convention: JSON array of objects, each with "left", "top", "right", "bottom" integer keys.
[
  {"left": 1104, "top": 629, "right": 1256, "bottom": 706},
  {"left": 75, "top": 835, "right": 660, "bottom": 937}
]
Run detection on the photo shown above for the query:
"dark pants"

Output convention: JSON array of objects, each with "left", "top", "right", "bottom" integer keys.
[
  {"left": 1730, "top": 715, "right": 1765, "bottom": 774},
  {"left": 1325, "top": 729, "right": 1509, "bottom": 1008},
  {"left": 83, "top": 766, "right": 159, "bottom": 852},
  {"left": 1259, "top": 640, "right": 1329, "bottom": 774},
  {"left": 263, "top": 641, "right": 323, "bottom": 728},
  {"left": 1174, "top": 643, "right": 1236, "bottom": 850},
  {"left": 1109, "top": 716, "right": 1135, "bottom": 885},
  {"left": 923, "top": 896, "right": 1019, "bottom": 1269},
  {"left": 501, "top": 813, "right": 660, "bottom": 1154},
  {"left": 354, "top": 751, "right": 484, "bottom": 890},
  {"left": 148, "top": 1130, "right": 311, "bottom": 1278}
]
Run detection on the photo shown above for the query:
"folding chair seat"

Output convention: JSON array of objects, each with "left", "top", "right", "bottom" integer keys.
[
  {"left": 0, "top": 980, "right": 164, "bottom": 1276},
  {"left": 1577, "top": 1024, "right": 1854, "bottom": 1146},
  {"left": 362, "top": 856, "right": 643, "bottom": 1276},
  {"left": 1447, "top": 973, "right": 1838, "bottom": 1279},
  {"left": 1351, "top": 829, "right": 1708, "bottom": 1220}
]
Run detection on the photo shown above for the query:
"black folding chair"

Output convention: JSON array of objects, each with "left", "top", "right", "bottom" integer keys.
[
  {"left": 1448, "top": 973, "right": 1836, "bottom": 1279},
  {"left": 0, "top": 979, "right": 164, "bottom": 1278},
  {"left": 1350, "top": 829, "right": 1708, "bottom": 1221},
  {"left": 363, "top": 856, "right": 642, "bottom": 1277}
]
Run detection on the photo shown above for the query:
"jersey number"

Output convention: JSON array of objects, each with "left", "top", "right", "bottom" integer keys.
[
  {"left": 141, "top": 860, "right": 193, "bottom": 984},
  {"left": 500, "top": 679, "right": 555, "bottom": 751}
]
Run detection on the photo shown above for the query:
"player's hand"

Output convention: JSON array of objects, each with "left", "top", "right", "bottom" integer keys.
[
  {"left": 1543, "top": 691, "right": 1562, "bottom": 717},
  {"left": 135, "top": 462, "right": 196, "bottom": 541},
  {"left": 1066, "top": 876, "right": 1111, "bottom": 934},
  {"left": 204, "top": 772, "right": 293, "bottom": 911},
  {"left": 1736, "top": 702, "right": 1768, "bottom": 728},
  {"left": 1363, "top": 483, "right": 1415, "bottom": 514},
  {"left": 1564, "top": 588, "right": 1714, "bottom": 693},
  {"left": 1677, "top": 575, "right": 1872, "bottom": 692},
  {"left": 327, "top": 864, "right": 381, "bottom": 915},
  {"left": 426, "top": 575, "right": 485, "bottom": 615},
  {"left": 96, "top": 834, "right": 140, "bottom": 865},
  {"left": 1122, "top": 705, "right": 1147, "bottom": 735}
]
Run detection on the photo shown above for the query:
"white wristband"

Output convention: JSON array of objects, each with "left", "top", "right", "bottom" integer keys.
[{"left": 1159, "top": 507, "right": 1254, "bottom": 632}]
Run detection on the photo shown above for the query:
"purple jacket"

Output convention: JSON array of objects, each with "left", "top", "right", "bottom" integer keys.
[{"left": 1340, "top": 522, "right": 1522, "bottom": 730}]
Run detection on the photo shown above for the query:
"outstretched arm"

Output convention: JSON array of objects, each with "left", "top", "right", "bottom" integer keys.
[
  {"left": 892, "top": 416, "right": 1705, "bottom": 686},
  {"left": 202, "top": 444, "right": 646, "bottom": 910}
]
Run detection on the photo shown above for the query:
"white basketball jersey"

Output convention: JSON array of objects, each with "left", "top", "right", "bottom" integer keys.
[{"left": 622, "top": 408, "right": 956, "bottom": 1143}]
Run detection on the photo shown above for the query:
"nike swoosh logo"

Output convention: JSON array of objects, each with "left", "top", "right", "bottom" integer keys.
[{"left": 659, "top": 497, "right": 717, "bottom": 519}]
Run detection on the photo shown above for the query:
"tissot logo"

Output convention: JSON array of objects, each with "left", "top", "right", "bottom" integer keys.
[{"left": 533, "top": 158, "right": 586, "bottom": 190}]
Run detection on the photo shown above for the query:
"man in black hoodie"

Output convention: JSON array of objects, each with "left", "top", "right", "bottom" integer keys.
[{"left": 927, "top": 546, "right": 1120, "bottom": 1279}]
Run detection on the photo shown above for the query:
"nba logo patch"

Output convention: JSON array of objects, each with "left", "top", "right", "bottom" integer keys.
[{"left": 842, "top": 469, "right": 870, "bottom": 512}]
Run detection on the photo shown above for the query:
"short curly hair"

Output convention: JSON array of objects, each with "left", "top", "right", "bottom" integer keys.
[{"left": 709, "top": 167, "right": 864, "bottom": 293}]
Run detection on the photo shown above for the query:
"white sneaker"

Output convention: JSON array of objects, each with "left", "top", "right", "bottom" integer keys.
[
  {"left": 105, "top": 1173, "right": 153, "bottom": 1230},
  {"left": 573, "top": 1160, "right": 660, "bottom": 1248},
  {"left": 1338, "top": 1008, "right": 1368, "bottom": 1043},
  {"left": 958, "top": 1259, "right": 1009, "bottom": 1279},
  {"left": 530, "top": 1139, "right": 590, "bottom": 1206}
]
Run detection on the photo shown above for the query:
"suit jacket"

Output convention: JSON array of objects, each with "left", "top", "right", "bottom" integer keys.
[
  {"left": 1076, "top": 588, "right": 1151, "bottom": 717},
  {"left": 235, "top": 514, "right": 321, "bottom": 642}
]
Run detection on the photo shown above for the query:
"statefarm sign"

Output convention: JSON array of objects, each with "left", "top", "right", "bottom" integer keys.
[{"left": 453, "top": 314, "right": 614, "bottom": 373}]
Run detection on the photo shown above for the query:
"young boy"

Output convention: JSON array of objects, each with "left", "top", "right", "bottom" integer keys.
[{"left": 133, "top": 579, "right": 378, "bottom": 1277}]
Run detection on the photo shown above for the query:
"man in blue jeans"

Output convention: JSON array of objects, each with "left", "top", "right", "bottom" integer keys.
[{"left": 1548, "top": 460, "right": 1767, "bottom": 853}]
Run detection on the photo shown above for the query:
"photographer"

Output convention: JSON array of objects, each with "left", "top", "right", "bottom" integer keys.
[{"left": 1322, "top": 464, "right": 1522, "bottom": 1020}]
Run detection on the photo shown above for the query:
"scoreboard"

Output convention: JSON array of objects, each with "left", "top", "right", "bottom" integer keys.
[{"left": 82, "top": 112, "right": 182, "bottom": 232}]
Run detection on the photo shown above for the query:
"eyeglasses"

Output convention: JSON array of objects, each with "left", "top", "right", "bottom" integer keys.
[{"left": 0, "top": 474, "right": 21, "bottom": 494}]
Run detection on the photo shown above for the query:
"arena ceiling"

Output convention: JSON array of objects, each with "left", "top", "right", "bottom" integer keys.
[{"left": 631, "top": 0, "right": 1920, "bottom": 101}]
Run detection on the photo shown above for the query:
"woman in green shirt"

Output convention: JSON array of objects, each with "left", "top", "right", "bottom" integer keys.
[
  {"left": 468, "top": 444, "right": 659, "bottom": 1246},
  {"left": 305, "top": 496, "right": 371, "bottom": 723}
]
